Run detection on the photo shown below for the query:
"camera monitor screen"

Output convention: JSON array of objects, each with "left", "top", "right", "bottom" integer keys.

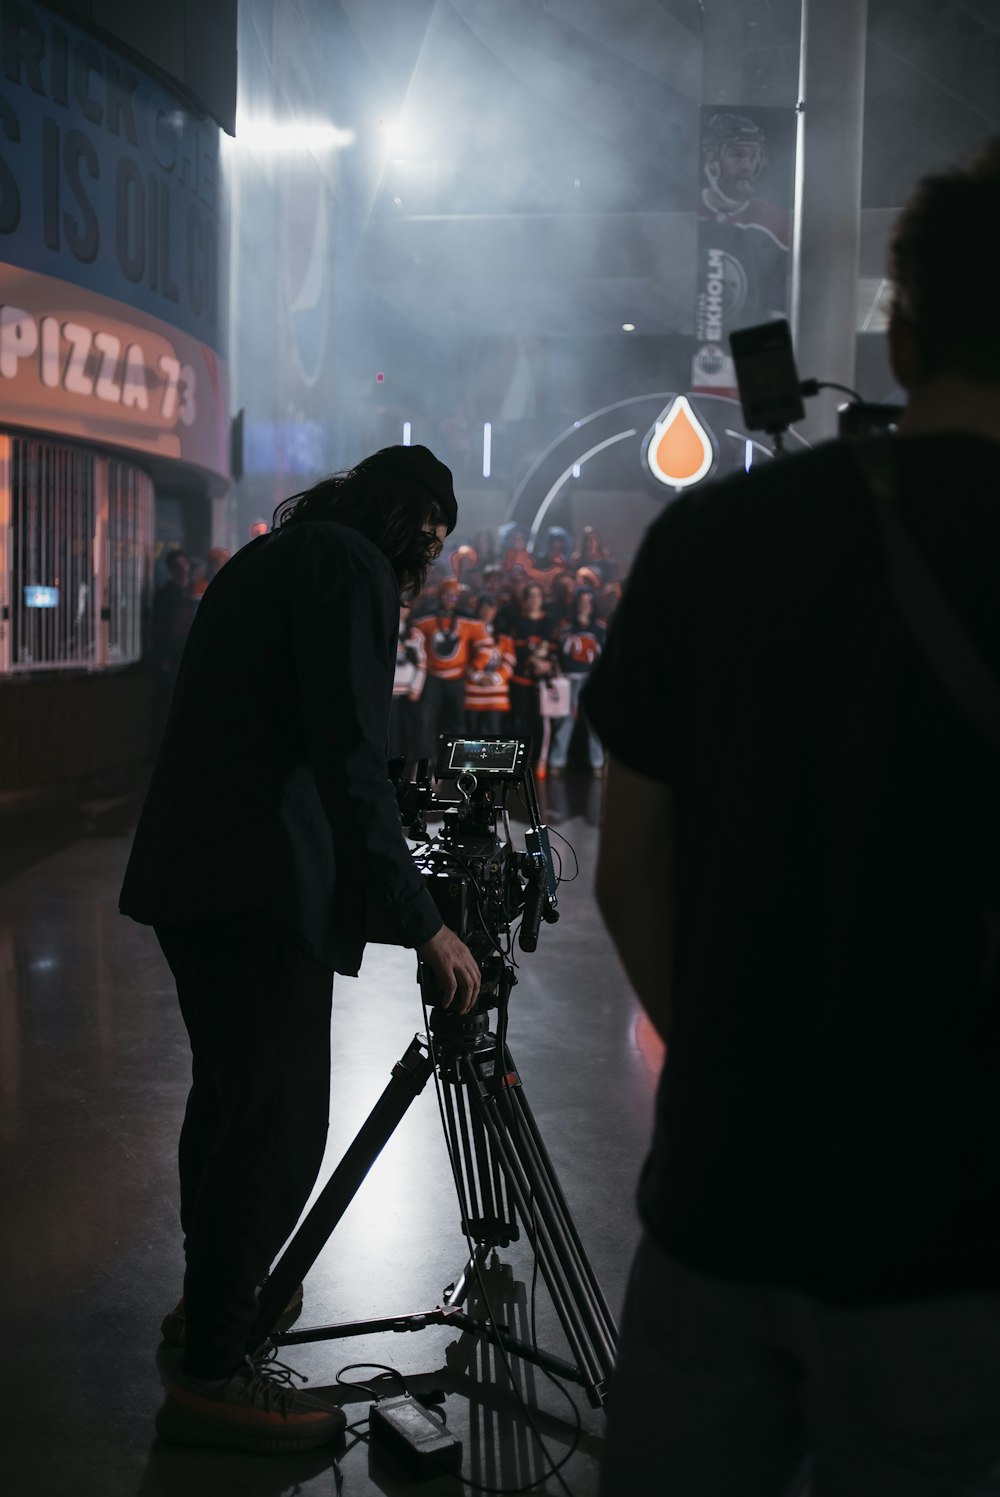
[{"left": 438, "top": 737, "right": 525, "bottom": 777}]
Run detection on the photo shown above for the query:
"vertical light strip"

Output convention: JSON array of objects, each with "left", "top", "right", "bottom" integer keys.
[
  {"left": 745, "top": 440, "right": 754, "bottom": 472},
  {"left": 94, "top": 455, "right": 109, "bottom": 668},
  {"left": 63, "top": 445, "right": 70, "bottom": 664},
  {"left": 0, "top": 435, "right": 10, "bottom": 674},
  {"left": 143, "top": 472, "right": 153, "bottom": 665},
  {"left": 572, "top": 464, "right": 581, "bottom": 479},
  {"left": 14, "top": 441, "right": 22, "bottom": 668},
  {"left": 482, "top": 422, "right": 492, "bottom": 478},
  {"left": 402, "top": 421, "right": 411, "bottom": 446}
]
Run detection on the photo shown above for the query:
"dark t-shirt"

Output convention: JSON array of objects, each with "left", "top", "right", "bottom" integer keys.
[
  {"left": 508, "top": 612, "right": 556, "bottom": 686},
  {"left": 557, "top": 621, "right": 606, "bottom": 676},
  {"left": 583, "top": 433, "right": 1000, "bottom": 1303}
]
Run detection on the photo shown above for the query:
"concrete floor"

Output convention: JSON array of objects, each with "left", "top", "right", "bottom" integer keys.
[{"left": 0, "top": 773, "right": 661, "bottom": 1497}]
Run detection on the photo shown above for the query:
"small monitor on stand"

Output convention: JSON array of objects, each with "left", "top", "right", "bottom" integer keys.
[{"left": 729, "top": 319, "right": 805, "bottom": 451}]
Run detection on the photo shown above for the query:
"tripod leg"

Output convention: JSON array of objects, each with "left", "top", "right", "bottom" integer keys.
[
  {"left": 497, "top": 1068, "right": 617, "bottom": 1366},
  {"left": 500, "top": 1048, "right": 617, "bottom": 1341},
  {"left": 441, "top": 1067, "right": 517, "bottom": 1249},
  {"left": 501, "top": 1093, "right": 617, "bottom": 1375},
  {"left": 460, "top": 1048, "right": 617, "bottom": 1404},
  {"left": 249, "top": 1034, "right": 436, "bottom": 1349}
]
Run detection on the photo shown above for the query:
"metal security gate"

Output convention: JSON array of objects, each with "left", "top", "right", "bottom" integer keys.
[
  {"left": 0, "top": 435, "right": 154, "bottom": 676},
  {"left": 104, "top": 457, "right": 155, "bottom": 666}
]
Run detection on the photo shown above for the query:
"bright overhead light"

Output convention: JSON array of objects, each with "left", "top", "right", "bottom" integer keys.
[
  {"left": 622, "top": 322, "right": 636, "bottom": 333},
  {"left": 236, "top": 119, "right": 355, "bottom": 152},
  {"left": 378, "top": 116, "right": 423, "bottom": 157}
]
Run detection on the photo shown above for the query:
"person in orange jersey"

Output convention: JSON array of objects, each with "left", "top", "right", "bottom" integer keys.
[
  {"left": 413, "top": 577, "right": 487, "bottom": 756},
  {"left": 501, "top": 526, "right": 553, "bottom": 591},
  {"left": 465, "top": 594, "right": 515, "bottom": 737}
]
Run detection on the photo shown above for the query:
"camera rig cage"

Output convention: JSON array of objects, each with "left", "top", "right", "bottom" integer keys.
[{"left": 391, "top": 737, "right": 560, "bottom": 1010}]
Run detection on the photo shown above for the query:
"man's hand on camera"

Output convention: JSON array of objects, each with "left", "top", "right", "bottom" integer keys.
[{"left": 416, "top": 925, "right": 481, "bottom": 1014}]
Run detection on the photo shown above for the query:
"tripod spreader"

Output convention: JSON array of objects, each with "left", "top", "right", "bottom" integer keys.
[{"left": 249, "top": 1010, "right": 617, "bottom": 1410}]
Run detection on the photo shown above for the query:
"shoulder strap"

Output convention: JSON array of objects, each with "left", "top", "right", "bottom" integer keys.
[{"left": 853, "top": 437, "right": 1000, "bottom": 752}]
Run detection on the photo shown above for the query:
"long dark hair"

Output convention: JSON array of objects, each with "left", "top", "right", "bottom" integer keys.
[
  {"left": 273, "top": 467, "right": 445, "bottom": 599},
  {"left": 571, "top": 586, "right": 596, "bottom": 623}
]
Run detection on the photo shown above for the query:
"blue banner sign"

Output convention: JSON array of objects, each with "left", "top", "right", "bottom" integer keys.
[{"left": 0, "top": 0, "right": 226, "bottom": 353}]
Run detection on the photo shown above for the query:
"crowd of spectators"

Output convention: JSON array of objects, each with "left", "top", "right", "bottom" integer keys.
[
  {"left": 399, "top": 520, "right": 626, "bottom": 777},
  {"left": 153, "top": 516, "right": 628, "bottom": 780}
]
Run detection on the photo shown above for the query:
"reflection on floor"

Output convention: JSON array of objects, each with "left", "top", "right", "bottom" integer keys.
[{"left": 0, "top": 771, "right": 659, "bottom": 1497}]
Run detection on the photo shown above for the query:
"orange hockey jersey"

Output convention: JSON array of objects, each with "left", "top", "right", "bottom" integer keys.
[
  {"left": 465, "top": 632, "right": 515, "bottom": 714},
  {"left": 413, "top": 613, "right": 487, "bottom": 681}
]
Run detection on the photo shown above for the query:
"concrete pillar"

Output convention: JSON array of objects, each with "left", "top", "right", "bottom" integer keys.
[{"left": 790, "top": 0, "right": 868, "bottom": 441}]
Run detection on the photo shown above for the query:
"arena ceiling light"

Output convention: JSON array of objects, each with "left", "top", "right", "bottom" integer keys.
[
  {"left": 377, "top": 116, "right": 424, "bottom": 161},
  {"left": 235, "top": 119, "right": 356, "bottom": 152}
]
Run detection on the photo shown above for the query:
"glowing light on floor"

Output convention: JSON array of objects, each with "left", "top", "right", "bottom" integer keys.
[{"left": 634, "top": 1013, "right": 666, "bottom": 1078}]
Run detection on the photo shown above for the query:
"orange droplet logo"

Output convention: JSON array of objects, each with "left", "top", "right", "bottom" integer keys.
[{"left": 645, "top": 396, "right": 714, "bottom": 489}]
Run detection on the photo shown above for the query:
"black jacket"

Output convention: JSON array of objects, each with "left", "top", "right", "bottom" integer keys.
[{"left": 120, "top": 521, "right": 442, "bottom": 974}]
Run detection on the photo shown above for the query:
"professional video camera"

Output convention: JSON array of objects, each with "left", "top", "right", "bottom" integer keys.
[
  {"left": 253, "top": 732, "right": 616, "bottom": 1414},
  {"left": 390, "top": 737, "right": 559, "bottom": 1012}
]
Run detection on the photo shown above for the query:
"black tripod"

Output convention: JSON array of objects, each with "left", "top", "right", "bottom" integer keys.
[{"left": 249, "top": 970, "right": 618, "bottom": 1409}]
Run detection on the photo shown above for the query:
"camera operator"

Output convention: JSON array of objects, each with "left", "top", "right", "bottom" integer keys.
[
  {"left": 584, "top": 143, "right": 1000, "bottom": 1495},
  {"left": 120, "top": 444, "right": 480, "bottom": 1454}
]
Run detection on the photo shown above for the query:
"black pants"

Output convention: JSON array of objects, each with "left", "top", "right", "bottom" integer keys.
[
  {"left": 156, "top": 916, "right": 334, "bottom": 1378},
  {"left": 465, "top": 709, "right": 505, "bottom": 737},
  {"left": 421, "top": 676, "right": 466, "bottom": 757},
  {"left": 388, "top": 694, "right": 422, "bottom": 767},
  {"left": 509, "top": 681, "right": 543, "bottom": 765}
]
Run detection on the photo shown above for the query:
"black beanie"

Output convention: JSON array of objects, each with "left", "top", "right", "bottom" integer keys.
[{"left": 357, "top": 444, "right": 459, "bottom": 534}]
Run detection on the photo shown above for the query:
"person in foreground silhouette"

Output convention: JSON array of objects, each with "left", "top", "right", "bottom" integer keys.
[
  {"left": 586, "top": 142, "right": 1000, "bottom": 1496},
  {"left": 121, "top": 444, "right": 481, "bottom": 1454}
]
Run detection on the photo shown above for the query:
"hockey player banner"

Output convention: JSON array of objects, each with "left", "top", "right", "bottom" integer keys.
[{"left": 691, "top": 107, "right": 796, "bottom": 399}]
